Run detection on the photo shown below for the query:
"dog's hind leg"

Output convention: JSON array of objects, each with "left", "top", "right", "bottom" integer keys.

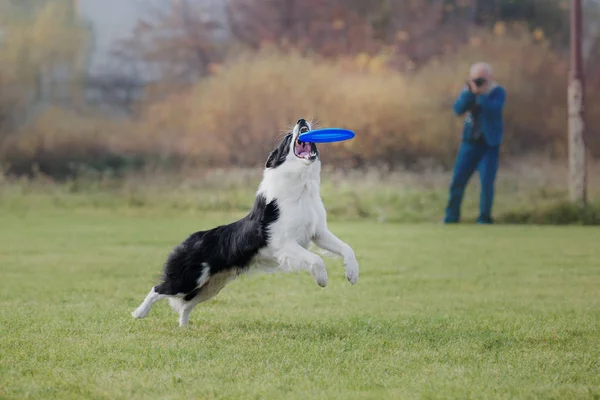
[
  {"left": 168, "top": 297, "right": 184, "bottom": 314},
  {"left": 131, "top": 286, "right": 167, "bottom": 319},
  {"left": 177, "top": 270, "right": 238, "bottom": 327},
  {"left": 178, "top": 288, "right": 227, "bottom": 327},
  {"left": 178, "top": 296, "right": 201, "bottom": 327}
]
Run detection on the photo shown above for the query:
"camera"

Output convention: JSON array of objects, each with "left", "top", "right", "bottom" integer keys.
[
  {"left": 473, "top": 78, "right": 487, "bottom": 87},
  {"left": 466, "top": 77, "right": 487, "bottom": 93}
]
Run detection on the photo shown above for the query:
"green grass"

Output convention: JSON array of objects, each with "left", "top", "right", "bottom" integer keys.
[
  {"left": 2, "top": 162, "right": 599, "bottom": 224},
  {"left": 1, "top": 207, "right": 599, "bottom": 399}
]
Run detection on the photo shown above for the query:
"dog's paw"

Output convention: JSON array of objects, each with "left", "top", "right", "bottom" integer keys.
[
  {"left": 344, "top": 259, "right": 359, "bottom": 285},
  {"left": 311, "top": 265, "right": 328, "bottom": 288},
  {"left": 131, "top": 307, "right": 148, "bottom": 319}
]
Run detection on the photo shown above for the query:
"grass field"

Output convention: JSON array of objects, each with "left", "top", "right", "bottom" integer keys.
[
  {"left": 2, "top": 158, "right": 600, "bottom": 224},
  {"left": 1, "top": 206, "right": 599, "bottom": 399}
]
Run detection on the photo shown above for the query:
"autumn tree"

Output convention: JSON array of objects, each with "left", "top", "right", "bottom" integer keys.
[
  {"left": 111, "top": 0, "right": 228, "bottom": 88},
  {"left": 223, "top": 0, "right": 478, "bottom": 69},
  {"left": 113, "top": 0, "right": 594, "bottom": 85},
  {"left": 224, "top": 0, "right": 379, "bottom": 57}
]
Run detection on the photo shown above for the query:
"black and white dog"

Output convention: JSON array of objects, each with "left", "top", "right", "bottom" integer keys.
[{"left": 131, "top": 119, "right": 359, "bottom": 327}]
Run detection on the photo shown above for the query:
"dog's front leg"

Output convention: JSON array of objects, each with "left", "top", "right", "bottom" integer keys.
[
  {"left": 313, "top": 229, "right": 359, "bottom": 285},
  {"left": 276, "top": 242, "right": 328, "bottom": 287}
]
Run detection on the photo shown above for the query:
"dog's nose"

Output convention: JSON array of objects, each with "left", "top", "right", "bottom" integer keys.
[{"left": 297, "top": 119, "right": 306, "bottom": 126}]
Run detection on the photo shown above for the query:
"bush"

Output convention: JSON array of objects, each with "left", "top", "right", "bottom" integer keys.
[
  {"left": 0, "top": 108, "right": 170, "bottom": 180},
  {"left": 2, "top": 26, "right": 598, "bottom": 178},
  {"left": 499, "top": 202, "right": 600, "bottom": 225},
  {"left": 135, "top": 27, "right": 595, "bottom": 169},
  {"left": 137, "top": 48, "right": 460, "bottom": 169},
  {"left": 417, "top": 25, "right": 572, "bottom": 158}
]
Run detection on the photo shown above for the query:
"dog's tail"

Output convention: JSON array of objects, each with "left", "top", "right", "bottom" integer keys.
[{"left": 168, "top": 297, "right": 185, "bottom": 314}]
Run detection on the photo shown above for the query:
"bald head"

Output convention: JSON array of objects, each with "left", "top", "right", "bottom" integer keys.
[{"left": 470, "top": 62, "right": 493, "bottom": 80}]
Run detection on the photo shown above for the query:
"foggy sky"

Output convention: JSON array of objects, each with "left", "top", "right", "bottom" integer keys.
[{"left": 78, "top": 0, "right": 140, "bottom": 71}]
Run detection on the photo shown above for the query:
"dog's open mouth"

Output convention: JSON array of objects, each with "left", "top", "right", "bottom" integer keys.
[{"left": 294, "top": 126, "right": 317, "bottom": 160}]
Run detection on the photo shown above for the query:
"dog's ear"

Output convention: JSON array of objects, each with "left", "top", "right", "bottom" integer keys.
[{"left": 265, "top": 148, "right": 279, "bottom": 169}]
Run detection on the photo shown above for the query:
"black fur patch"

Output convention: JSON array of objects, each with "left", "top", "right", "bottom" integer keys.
[
  {"left": 265, "top": 134, "right": 292, "bottom": 169},
  {"left": 154, "top": 194, "right": 280, "bottom": 297}
]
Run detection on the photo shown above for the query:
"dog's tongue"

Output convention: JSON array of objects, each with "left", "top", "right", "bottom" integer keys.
[{"left": 297, "top": 142, "right": 312, "bottom": 157}]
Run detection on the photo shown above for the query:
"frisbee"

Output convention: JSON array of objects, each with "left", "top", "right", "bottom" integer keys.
[{"left": 299, "top": 128, "right": 355, "bottom": 143}]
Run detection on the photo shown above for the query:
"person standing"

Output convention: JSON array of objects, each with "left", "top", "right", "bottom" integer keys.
[{"left": 444, "top": 62, "right": 506, "bottom": 224}]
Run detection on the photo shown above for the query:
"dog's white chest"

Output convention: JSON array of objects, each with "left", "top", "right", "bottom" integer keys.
[
  {"left": 285, "top": 197, "right": 321, "bottom": 247},
  {"left": 257, "top": 160, "right": 325, "bottom": 252},
  {"left": 266, "top": 186, "right": 324, "bottom": 249}
]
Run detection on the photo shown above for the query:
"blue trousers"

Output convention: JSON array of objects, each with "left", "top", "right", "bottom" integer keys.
[{"left": 444, "top": 141, "right": 500, "bottom": 224}]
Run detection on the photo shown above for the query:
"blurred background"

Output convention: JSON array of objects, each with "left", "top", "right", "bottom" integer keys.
[{"left": 1, "top": 0, "right": 599, "bottom": 223}]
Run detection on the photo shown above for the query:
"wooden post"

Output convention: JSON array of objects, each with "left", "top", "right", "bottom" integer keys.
[{"left": 568, "top": 0, "right": 587, "bottom": 207}]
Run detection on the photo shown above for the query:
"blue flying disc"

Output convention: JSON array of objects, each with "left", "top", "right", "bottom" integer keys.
[{"left": 299, "top": 128, "right": 355, "bottom": 143}]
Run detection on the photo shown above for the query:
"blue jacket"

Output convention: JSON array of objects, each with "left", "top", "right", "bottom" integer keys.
[{"left": 453, "top": 85, "right": 506, "bottom": 147}]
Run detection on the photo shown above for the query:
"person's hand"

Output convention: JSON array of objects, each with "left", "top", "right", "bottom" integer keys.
[{"left": 467, "top": 80, "right": 480, "bottom": 94}]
